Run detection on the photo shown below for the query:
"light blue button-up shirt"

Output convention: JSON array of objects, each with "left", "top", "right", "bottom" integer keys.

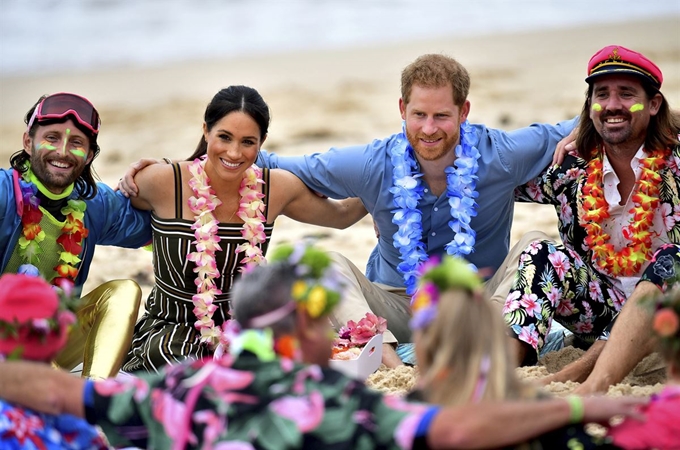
[{"left": 257, "top": 120, "right": 575, "bottom": 288}]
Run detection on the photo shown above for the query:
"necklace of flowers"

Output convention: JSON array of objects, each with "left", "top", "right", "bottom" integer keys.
[
  {"left": 390, "top": 120, "right": 481, "bottom": 295},
  {"left": 580, "top": 147, "right": 667, "bottom": 277},
  {"left": 18, "top": 172, "right": 88, "bottom": 286},
  {"left": 186, "top": 156, "right": 267, "bottom": 348}
]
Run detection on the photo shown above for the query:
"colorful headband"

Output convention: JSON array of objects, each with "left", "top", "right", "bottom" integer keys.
[
  {"left": 410, "top": 255, "right": 483, "bottom": 330},
  {"left": 267, "top": 243, "right": 345, "bottom": 319}
]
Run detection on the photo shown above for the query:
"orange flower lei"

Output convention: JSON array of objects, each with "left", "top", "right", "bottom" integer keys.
[
  {"left": 18, "top": 179, "right": 88, "bottom": 286},
  {"left": 581, "top": 148, "right": 667, "bottom": 277}
]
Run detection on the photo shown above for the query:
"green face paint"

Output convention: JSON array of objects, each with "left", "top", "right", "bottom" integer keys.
[
  {"left": 38, "top": 140, "right": 57, "bottom": 151},
  {"left": 630, "top": 103, "right": 644, "bottom": 113},
  {"left": 60, "top": 128, "right": 71, "bottom": 155},
  {"left": 591, "top": 103, "right": 602, "bottom": 112},
  {"left": 70, "top": 148, "right": 86, "bottom": 158}
]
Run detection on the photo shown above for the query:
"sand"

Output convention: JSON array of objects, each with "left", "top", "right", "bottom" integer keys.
[{"left": 1, "top": 17, "right": 679, "bottom": 396}]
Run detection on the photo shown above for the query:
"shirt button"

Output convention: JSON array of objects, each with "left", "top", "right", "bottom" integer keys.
[
  {"left": 434, "top": 207, "right": 439, "bottom": 212},
  {"left": 424, "top": 188, "right": 429, "bottom": 193},
  {"left": 431, "top": 232, "right": 436, "bottom": 236}
]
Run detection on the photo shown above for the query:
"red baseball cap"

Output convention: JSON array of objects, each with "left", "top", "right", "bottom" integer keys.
[
  {"left": 0, "top": 273, "right": 73, "bottom": 361},
  {"left": 586, "top": 45, "right": 663, "bottom": 89}
]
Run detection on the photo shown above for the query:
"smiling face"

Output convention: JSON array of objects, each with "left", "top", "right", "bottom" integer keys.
[
  {"left": 589, "top": 74, "right": 661, "bottom": 151},
  {"left": 203, "top": 111, "right": 264, "bottom": 183},
  {"left": 400, "top": 84, "right": 469, "bottom": 162},
  {"left": 23, "top": 119, "right": 93, "bottom": 194}
]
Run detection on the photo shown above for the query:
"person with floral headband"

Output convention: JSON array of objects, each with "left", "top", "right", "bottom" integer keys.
[
  {"left": 0, "top": 244, "right": 648, "bottom": 449},
  {"left": 121, "top": 85, "right": 367, "bottom": 373},
  {"left": 0, "top": 272, "right": 109, "bottom": 449},
  {"left": 607, "top": 287, "right": 680, "bottom": 449},
  {"left": 119, "top": 54, "right": 577, "bottom": 368},
  {"left": 507, "top": 45, "right": 680, "bottom": 392},
  {"left": 409, "top": 255, "right": 617, "bottom": 448},
  {"left": 0, "top": 93, "right": 152, "bottom": 378}
]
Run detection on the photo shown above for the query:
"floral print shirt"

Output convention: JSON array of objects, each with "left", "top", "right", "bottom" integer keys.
[
  {"left": 0, "top": 400, "right": 108, "bottom": 450},
  {"left": 86, "top": 354, "right": 429, "bottom": 449},
  {"left": 516, "top": 145, "right": 680, "bottom": 285}
]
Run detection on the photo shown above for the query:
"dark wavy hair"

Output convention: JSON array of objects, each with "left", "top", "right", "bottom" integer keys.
[
  {"left": 9, "top": 95, "right": 101, "bottom": 200},
  {"left": 575, "top": 81, "right": 680, "bottom": 160},
  {"left": 187, "top": 85, "right": 270, "bottom": 161}
]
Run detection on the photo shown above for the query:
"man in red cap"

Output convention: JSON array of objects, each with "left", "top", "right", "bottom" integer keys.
[{"left": 503, "top": 45, "right": 680, "bottom": 392}]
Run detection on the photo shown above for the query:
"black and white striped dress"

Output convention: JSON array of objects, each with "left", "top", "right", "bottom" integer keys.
[{"left": 122, "top": 164, "right": 273, "bottom": 373}]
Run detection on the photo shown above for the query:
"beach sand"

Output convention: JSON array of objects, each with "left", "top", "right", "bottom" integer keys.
[{"left": 1, "top": 17, "right": 678, "bottom": 396}]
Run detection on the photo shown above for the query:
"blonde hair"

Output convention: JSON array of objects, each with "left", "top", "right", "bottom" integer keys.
[{"left": 416, "top": 289, "right": 535, "bottom": 406}]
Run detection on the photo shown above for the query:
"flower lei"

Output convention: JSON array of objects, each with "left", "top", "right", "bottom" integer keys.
[
  {"left": 18, "top": 175, "right": 88, "bottom": 286},
  {"left": 390, "top": 120, "right": 480, "bottom": 295},
  {"left": 186, "top": 157, "right": 267, "bottom": 348},
  {"left": 581, "top": 148, "right": 667, "bottom": 277}
]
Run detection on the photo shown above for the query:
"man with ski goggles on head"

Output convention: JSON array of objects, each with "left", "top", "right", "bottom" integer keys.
[{"left": 0, "top": 92, "right": 152, "bottom": 379}]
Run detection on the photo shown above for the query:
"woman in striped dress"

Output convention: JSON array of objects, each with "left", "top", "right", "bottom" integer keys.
[{"left": 121, "top": 86, "right": 366, "bottom": 372}]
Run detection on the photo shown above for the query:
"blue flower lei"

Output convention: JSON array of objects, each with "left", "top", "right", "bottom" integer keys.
[{"left": 389, "top": 120, "right": 480, "bottom": 295}]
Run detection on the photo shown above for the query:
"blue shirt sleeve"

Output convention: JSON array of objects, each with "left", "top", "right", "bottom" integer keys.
[
  {"left": 89, "top": 183, "right": 152, "bottom": 248},
  {"left": 415, "top": 406, "right": 440, "bottom": 438},
  {"left": 257, "top": 143, "right": 377, "bottom": 199},
  {"left": 490, "top": 117, "right": 577, "bottom": 186},
  {"left": 83, "top": 379, "right": 95, "bottom": 408}
]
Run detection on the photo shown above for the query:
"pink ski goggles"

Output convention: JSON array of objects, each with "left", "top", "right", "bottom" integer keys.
[{"left": 27, "top": 92, "right": 101, "bottom": 135}]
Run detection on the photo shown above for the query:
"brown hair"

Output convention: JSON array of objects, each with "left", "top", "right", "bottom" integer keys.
[
  {"left": 575, "top": 82, "right": 680, "bottom": 160},
  {"left": 9, "top": 95, "right": 101, "bottom": 200},
  {"left": 401, "top": 54, "right": 470, "bottom": 107}
]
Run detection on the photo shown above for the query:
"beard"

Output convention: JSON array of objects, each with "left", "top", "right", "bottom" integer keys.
[
  {"left": 596, "top": 111, "right": 636, "bottom": 146},
  {"left": 29, "top": 150, "right": 86, "bottom": 194},
  {"left": 406, "top": 127, "right": 459, "bottom": 162}
]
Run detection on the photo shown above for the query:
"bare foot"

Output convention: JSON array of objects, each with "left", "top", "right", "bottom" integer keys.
[
  {"left": 574, "top": 380, "right": 608, "bottom": 396},
  {"left": 382, "top": 344, "right": 403, "bottom": 368}
]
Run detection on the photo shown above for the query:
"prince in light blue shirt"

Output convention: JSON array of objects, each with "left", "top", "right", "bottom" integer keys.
[{"left": 257, "top": 54, "right": 574, "bottom": 367}]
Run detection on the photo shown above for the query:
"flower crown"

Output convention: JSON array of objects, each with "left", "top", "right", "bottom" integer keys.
[
  {"left": 410, "top": 255, "right": 483, "bottom": 330},
  {"left": 268, "top": 243, "right": 345, "bottom": 319}
]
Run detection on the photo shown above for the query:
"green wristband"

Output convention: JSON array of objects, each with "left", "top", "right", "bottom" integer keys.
[{"left": 566, "top": 395, "right": 584, "bottom": 423}]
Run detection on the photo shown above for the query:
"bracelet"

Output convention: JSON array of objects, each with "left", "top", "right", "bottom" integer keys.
[
  {"left": 566, "top": 395, "right": 584, "bottom": 423},
  {"left": 162, "top": 157, "right": 173, "bottom": 164}
]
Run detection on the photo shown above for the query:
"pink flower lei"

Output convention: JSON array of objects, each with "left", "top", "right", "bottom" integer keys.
[{"left": 186, "top": 156, "right": 267, "bottom": 348}]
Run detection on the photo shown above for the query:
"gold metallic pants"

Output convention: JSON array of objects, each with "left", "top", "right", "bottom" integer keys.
[{"left": 54, "top": 279, "right": 141, "bottom": 379}]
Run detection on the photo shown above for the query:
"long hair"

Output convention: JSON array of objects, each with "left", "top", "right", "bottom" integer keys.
[
  {"left": 9, "top": 95, "right": 101, "bottom": 200},
  {"left": 575, "top": 82, "right": 680, "bottom": 160},
  {"left": 415, "top": 289, "right": 535, "bottom": 406},
  {"left": 187, "top": 85, "right": 271, "bottom": 161}
]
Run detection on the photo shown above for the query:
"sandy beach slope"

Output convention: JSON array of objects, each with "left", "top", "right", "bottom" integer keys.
[{"left": 1, "top": 17, "right": 678, "bottom": 394}]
